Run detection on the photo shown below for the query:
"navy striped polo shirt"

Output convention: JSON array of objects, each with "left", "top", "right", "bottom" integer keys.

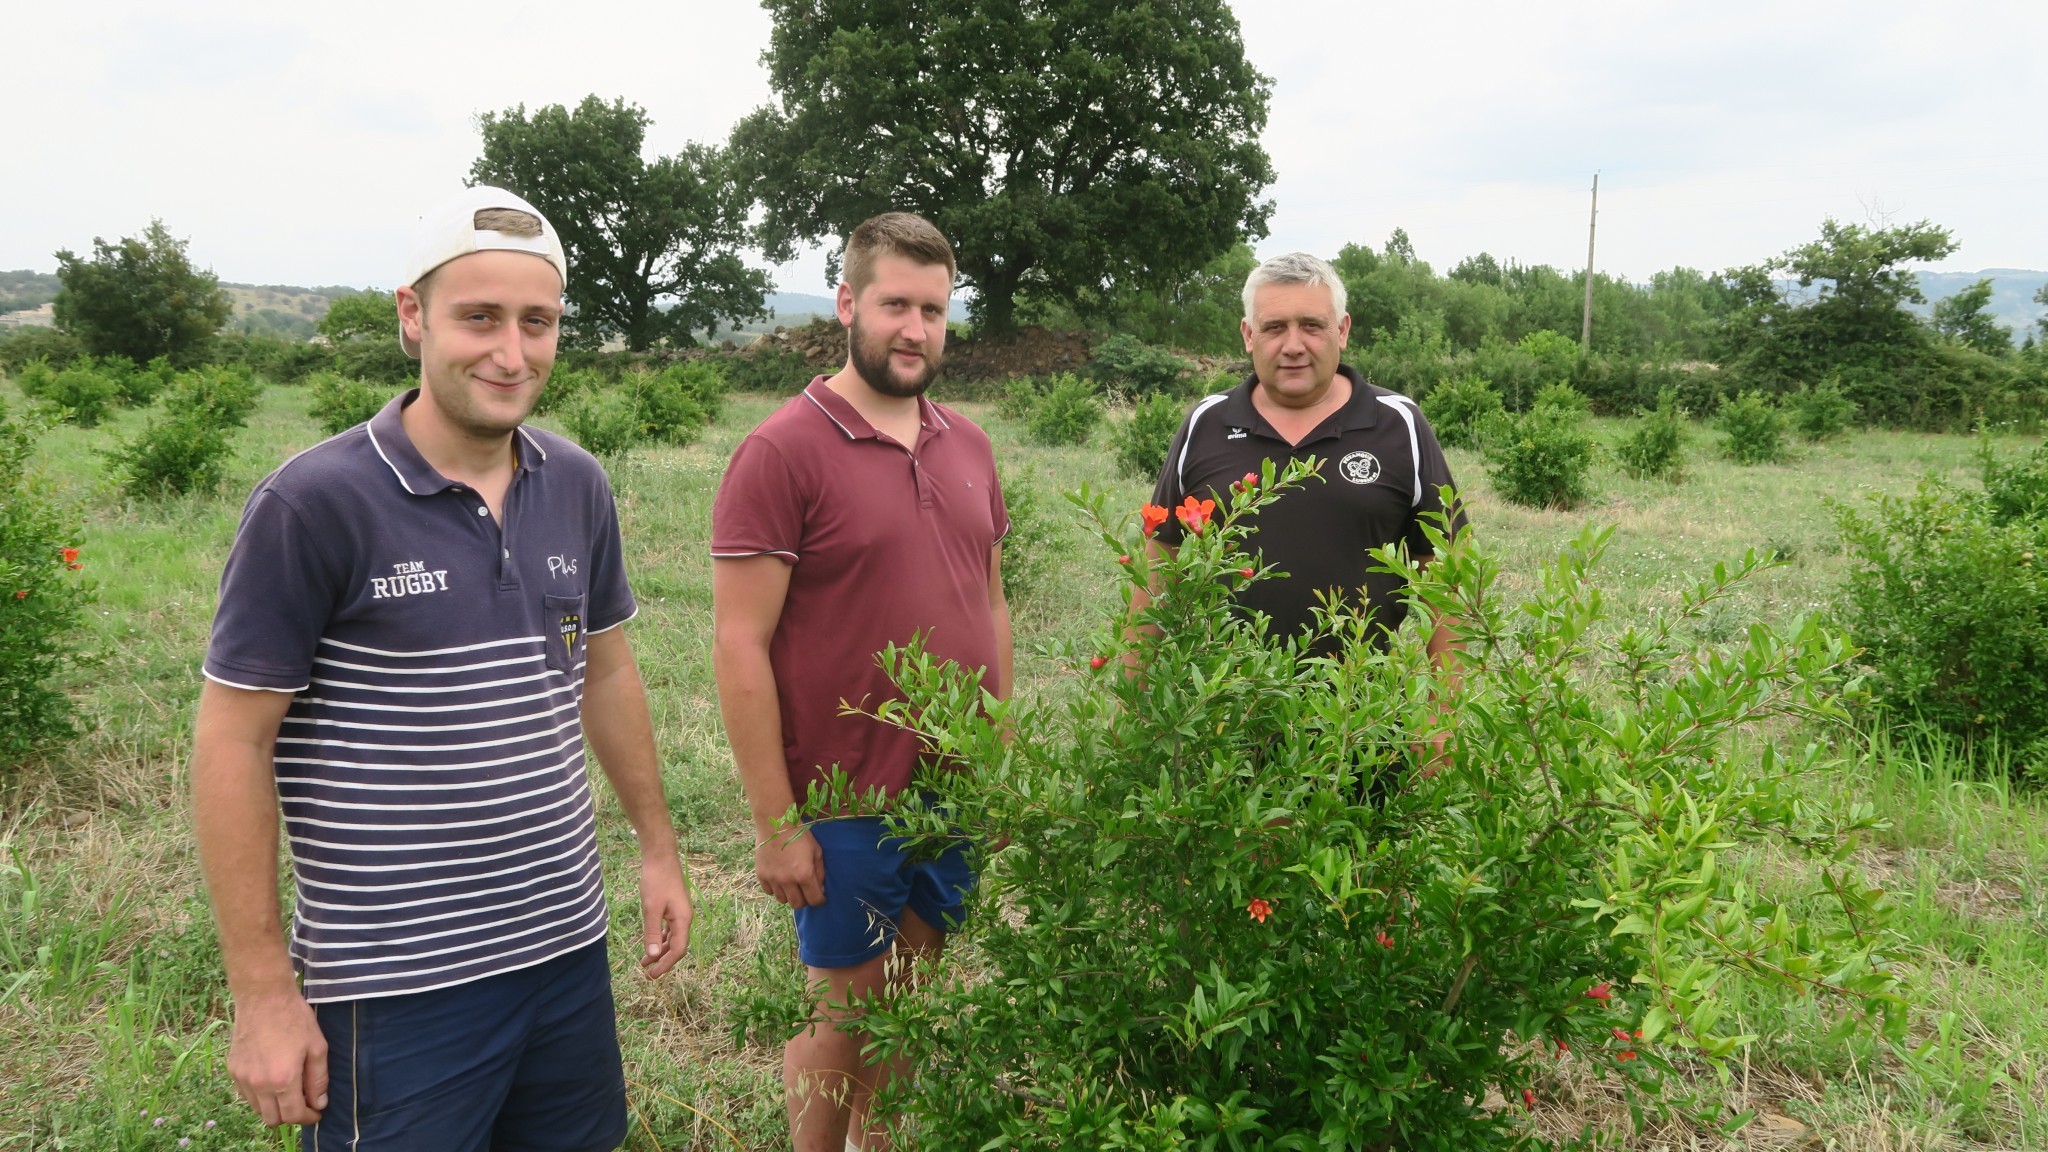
[{"left": 203, "top": 391, "right": 636, "bottom": 1002}]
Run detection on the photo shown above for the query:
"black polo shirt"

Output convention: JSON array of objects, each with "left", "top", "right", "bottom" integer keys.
[
  {"left": 203, "top": 390, "right": 635, "bottom": 1002},
  {"left": 1151, "top": 365, "right": 1463, "bottom": 654}
]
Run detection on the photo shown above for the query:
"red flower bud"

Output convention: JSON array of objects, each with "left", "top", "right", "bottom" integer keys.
[
  {"left": 1584, "top": 982, "right": 1612, "bottom": 1001},
  {"left": 12, "top": 590, "right": 26, "bottom": 599},
  {"left": 1374, "top": 930, "right": 1394, "bottom": 949},
  {"left": 1238, "top": 567, "right": 1255, "bottom": 579},
  {"left": 1617, "top": 1050, "right": 1638, "bottom": 1062},
  {"left": 1118, "top": 555, "right": 1131, "bottom": 565},
  {"left": 1521, "top": 1088, "right": 1537, "bottom": 1110},
  {"left": 1241, "top": 472, "right": 1259, "bottom": 489},
  {"left": 1089, "top": 656, "right": 1107, "bottom": 670},
  {"left": 1611, "top": 1027, "right": 1631, "bottom": 1043}
]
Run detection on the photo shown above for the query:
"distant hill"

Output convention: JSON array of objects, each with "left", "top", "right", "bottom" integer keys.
[
  {"left": 765, "top": 291, "right": 837, "bottom": 322},
  {"left": 1909, "top": 269, "right": 2046, "bottom": 344}
]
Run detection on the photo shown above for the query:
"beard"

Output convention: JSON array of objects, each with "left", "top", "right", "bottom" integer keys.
[{"left": 847, "top": 313, "right": 942, "bottom": 398}]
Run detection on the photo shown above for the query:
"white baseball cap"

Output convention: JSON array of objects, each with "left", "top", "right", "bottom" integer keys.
[{"left": 397, "top": 185, "right": 569, "bottom": 356}]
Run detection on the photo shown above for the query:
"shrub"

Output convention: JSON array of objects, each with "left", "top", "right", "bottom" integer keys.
[
  {"left": 623, "top": 365, "right": 713, "bottom": 447},
  {"left": 1786, "top": 378, "right": 1858, "bottom": 442},
  {"left": 101, "top": 355, "right": 176, "bottom": 407},
  {"left": 1833, "top": 446, "right": 2048, "bottom": 762},
  {"left": 996, "top": 377, "right": 1044, "bottom": 423},
  {"left": 1531, "top": 380, "right": 1591, "bottom": 417},
  {"left": 1023, "top": 374, "right": 1103, "bottom": 447},
  {"left": 1354, "top": 315, "right": 1456, "bottom": 402},
  {"left": 1715, "top": 390, "right": 1787, "bottom": 464},
  {"left": 0, "top": 327, "right": 85, "bottom": 376},
  {"left": 1483, "top": 406, "right": 1598, "bottom": 509},
  {"left": 1467, "top": 335, "right": 1545, "bottom": 411},
  {"left": 1518, "top": 328, "right": 1580, "bottom": 387},
  {"left": 166, "top": 364, "right": 261, "bottom": 429},
  {"left": 306, "top": 372, "right": 399, "bottom": 437},
  {"left": 792, "top": 468, "right": 1905, "bottom": 1149},
  {"left": 0, "top": 403, "right": 96, "bottom": 764},
  {"left": 721, "top": 345, "right": 820, "bottom": 394},
  {"left": 17, "top": 359, "right": 120, "bottom": 427},
  {"left": 533, "top": 365, "right": 602, "bottom": 417},
  {"left": 105, "top": 409, "right": 237, "bottom": 497},
  {"left": 1979, "top": 436, "right": 2048, "bottom": 525},
  {"left": 104, "top": 366, "right": 259, "bottom": 497},
  {"left": 1613, "top": 389, "right": 1688, "bottom": 482},
  {"left": 214, "top": 332, "right": 334, "bottom": 385},
  {"left": 1111, "top": 393, "right": 1184, "bottom": 480},
  {"left": 993, "top": 466, "right": 1061, "bottom": 610},
  {"left": 1086, "top": 333, "right": 1191, "bottom": 398},
  {"left": 332, "top": 337, "right": 418, "bottom": 386},
  {"left": 1419, "top": 375, "right": 1505, "bottom": 450},
  {"left": 558, "top": 386, "right": 643, "bottom": 457}
]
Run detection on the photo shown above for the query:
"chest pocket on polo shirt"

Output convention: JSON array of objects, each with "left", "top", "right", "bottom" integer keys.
[{"left": 544, "top": 592, "right": 587, "bottom": 675}]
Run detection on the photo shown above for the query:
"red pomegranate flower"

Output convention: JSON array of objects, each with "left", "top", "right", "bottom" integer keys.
[
  {"left": 1175, "top": 496, "right": 1216, "bottom": 535},
  {"left": 61, "top": 547, "right": 79, "bottom": 565},
  {"left": 1521, "top": 1088, "right": 1537, "bottom": 1110},
  {"left": 12, "top": 590, "right": 26, "bottom": 600},
  {"left": 1374, "top": 930, "right": 1394, "bottom": 949},
  {"left": 1246, "top": 898, "right": 1271, "bottom": 924},
  {"left": 1140, "top": 504, "right": 1169, "bottom": 537},
  {"left": 1584, "top": 982, "right": 1612, "bottom": 1001}
]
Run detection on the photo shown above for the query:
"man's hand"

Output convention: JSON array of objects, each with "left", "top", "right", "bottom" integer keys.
[
  {"left": 638, "top": 849, "right": 695, "bottom": 979},
  {"left": 754, "top": 824, "right": 825, "bottom": 908},
  {"left": 227, "top": 990, "right": 328, "bottom": 1126}
]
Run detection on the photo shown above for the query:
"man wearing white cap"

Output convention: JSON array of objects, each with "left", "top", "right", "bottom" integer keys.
[{"left": 191, "top": 185, "right": 692, "bottom": 1148}]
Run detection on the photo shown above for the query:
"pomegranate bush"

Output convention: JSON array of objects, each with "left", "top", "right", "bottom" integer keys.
[{"left": 854, "top": 461, "right": 1907, "bottom": 1149}]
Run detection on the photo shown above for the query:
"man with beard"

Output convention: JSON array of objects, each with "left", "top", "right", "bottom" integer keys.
[{"left": 711, "top": 212, "right": 1012, "bottom": 1152}]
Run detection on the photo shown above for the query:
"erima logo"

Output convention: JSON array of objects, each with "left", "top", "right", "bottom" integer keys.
[
  {"left": 370, "top": 560, "right": 449, "bottom": 599},
  {"left": 1339, "top": 451, "right": 1382, "bottom": 485},
  {"left": 1226, "top": 427, "right": 1249, "bottom": 440},
  {"left": 558, "top": 612, "right": 582, "bottom": 656}
]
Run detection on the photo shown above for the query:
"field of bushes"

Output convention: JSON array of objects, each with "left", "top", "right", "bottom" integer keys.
[{"left": 2, "top": 333, "right": 2047, "bottom": 1148}]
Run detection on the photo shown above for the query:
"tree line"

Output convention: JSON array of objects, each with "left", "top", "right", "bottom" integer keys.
[{"left": 7, "top": 0, "right": 2047, "bottom": 432}]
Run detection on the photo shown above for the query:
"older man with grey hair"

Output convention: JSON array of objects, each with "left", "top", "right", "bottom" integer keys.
[{"left": 1145, "top": 251, "right": 1465, "bottom": 735}]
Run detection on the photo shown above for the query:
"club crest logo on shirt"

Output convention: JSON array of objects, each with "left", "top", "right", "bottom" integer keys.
[
  {"left": 558, "top": 612, "right": 582, "bottom": 657},
  {"left": 370, "top": 559, "right": 449, "bottom": 600},
  {"left": 1338, "top": 451, "right": 1382, "bottom": 485}
]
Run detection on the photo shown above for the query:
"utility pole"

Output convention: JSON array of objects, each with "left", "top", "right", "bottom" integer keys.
[{"left": 1580, "top": 172, "right": 1599, "bottom": 348}]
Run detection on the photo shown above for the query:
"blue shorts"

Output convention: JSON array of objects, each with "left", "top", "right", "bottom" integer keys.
[
  {"left": 793, "top": 816, "right": 978, "bottom": 970},
  {"left": 303, "top": 941, "right": 625, "bottom": 1152}
]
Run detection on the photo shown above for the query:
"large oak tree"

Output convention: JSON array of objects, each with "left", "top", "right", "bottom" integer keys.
[
  {"left": 471, "top": 96, "right": 770, "bottom": 351},
  {"left": 733, "top": 0, "right": 1275, "bottom": 336},
  {"left": 53, "top": 220, "right": 231, "bottom": 367}
]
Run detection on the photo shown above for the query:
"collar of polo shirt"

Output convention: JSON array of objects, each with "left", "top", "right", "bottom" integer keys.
[{"left": 366, "top": 389, "right": 550, "bottom": 496}]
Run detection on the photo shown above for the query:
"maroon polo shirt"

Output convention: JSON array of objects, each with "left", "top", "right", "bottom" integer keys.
[{"left": 711, "top": 378, "right": 1009, "bottom": 801}]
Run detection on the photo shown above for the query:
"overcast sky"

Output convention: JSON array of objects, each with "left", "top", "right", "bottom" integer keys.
[{"left": 5, "top": 1, "right": 2043, "bottom": 295}]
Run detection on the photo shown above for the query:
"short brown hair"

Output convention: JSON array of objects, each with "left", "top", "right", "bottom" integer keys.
[
  {"left": 473, "top": 207, "right": 543, "bottom": 237},
  {"left": 842, "top": 213, "right": 955, "bottom": 296},
  {"left": 415, "top": 208, "right": 546, "bottom": 305}
]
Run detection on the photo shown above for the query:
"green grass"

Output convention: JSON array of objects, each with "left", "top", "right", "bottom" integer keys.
[{"left": 2, "top": 381, "right": 2044, "bottom": 1148}]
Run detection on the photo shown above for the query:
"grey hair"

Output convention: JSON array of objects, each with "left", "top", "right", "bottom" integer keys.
[{"left": 1242, "top": 252, "right": 1347, "bottom": 323}]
